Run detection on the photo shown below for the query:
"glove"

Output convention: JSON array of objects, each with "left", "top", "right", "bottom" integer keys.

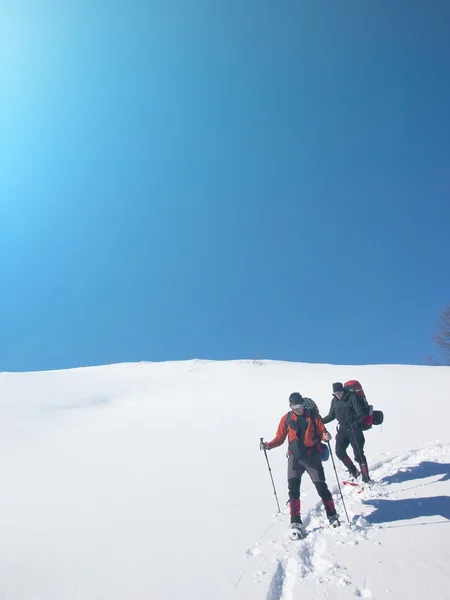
[{"left": 260, "top": 441, "right": 270, "bottom": 451}]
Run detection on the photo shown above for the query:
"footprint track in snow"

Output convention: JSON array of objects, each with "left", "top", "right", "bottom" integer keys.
[{"left": 265, "top": 560, "right": 286, "bottom": 600}]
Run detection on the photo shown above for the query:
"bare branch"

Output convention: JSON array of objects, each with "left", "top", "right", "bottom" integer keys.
[{"left": 432, "top": 306, "right": 450, "bottom": 365}]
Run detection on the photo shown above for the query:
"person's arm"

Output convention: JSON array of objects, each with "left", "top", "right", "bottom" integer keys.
[
  {"left": 265, "top": 414, "right": 289, "bottom": 449},
  {"left": 321, "top": 399, "right": 335, "bottom": 425},
  {"left": 315, "top": 414, "right": 332, "bottom": 441}
]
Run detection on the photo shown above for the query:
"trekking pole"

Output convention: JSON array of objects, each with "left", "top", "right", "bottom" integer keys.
[
  {"left": 327, "top": 441, "right": 350, "bottom": 524},
  {"left": 260, "top": 438, "right": 281, "bottom": 513}
]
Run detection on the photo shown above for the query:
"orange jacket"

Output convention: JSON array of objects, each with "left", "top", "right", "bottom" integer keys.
[{"left": 267, "top": 411, "right": 328, "bottom": 449}]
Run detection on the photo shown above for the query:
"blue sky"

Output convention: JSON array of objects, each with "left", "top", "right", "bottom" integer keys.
[{"left": 1, "top": 0, "right": 449, "bottom": 371}]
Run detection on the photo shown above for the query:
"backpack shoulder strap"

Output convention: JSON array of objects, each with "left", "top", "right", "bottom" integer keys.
[
  {"left": 285, "top": 411, "right": 293, "bottom": 432},
  {"left": 308, "top": 408, "right": 320, "bottom": 441}
]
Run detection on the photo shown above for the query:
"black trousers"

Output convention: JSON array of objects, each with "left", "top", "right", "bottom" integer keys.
[
  {"left": 287, "top": 450, "right": 336, "bottom": 518},
  {"left": 335, "top": 425, "right": 366, "bottom": 465}
]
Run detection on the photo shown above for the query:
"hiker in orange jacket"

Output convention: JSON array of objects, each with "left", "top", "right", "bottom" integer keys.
[{"left": 261, "top": 393, "right": 340, "bottom": 536}]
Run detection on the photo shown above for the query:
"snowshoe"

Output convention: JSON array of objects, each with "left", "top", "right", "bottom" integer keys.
[
  {"left": 343, "top": 480, "right": 364, "bottom": 494},
  {"left": 289, "top": 522, "right": 306, "bottom": 540},
  {"left": 328, "top": 514, "right": 341, "bottom": 528},
  {"left": 348, "top": 468, "right": 360, "bottom": 481},
  {"left": 343, "top": 480, "right": 361, "bottom": 487}
]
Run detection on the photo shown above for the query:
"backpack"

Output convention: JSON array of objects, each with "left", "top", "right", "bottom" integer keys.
[{"left": 343, "top": 380, "right": 384, "bottom": 431}]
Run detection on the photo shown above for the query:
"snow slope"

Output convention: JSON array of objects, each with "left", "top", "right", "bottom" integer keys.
[{"left": 0, "top": 360, "right": 449, "bottom": 600}]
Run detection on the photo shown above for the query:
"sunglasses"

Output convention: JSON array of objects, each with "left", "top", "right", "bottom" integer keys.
[{"left": 290, "top": 404, "right": 304, "bottom": 410}]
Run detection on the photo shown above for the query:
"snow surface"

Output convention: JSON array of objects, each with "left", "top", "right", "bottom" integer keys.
[{"left": 0, "top": 360, "right": 449, "bottom": 599}]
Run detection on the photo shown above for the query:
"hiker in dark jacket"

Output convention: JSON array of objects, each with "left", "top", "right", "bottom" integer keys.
[{"left": 322, "top": 382, "right": 371, "bottom": 483}]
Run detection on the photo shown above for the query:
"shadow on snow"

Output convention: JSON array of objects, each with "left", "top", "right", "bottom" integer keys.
[
  {"left": 364, "top": 495, "right": 450, "bottom": 524},
  {"left": 379, "top": 461, "right": 450, "bottom": 485},
  {"left": 363, "top": 461, "right": 450, "bottom": 524}
]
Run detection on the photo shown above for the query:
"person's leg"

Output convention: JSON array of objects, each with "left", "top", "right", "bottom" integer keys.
[
  {"left": 350, "top": 427, "right": 369, "bottom": 481},
  {"left": 303, "top": 452, "right": 338, "bottom": 520},
  {"left": 287, "top": 454, "right": 305, "bottom": 523},
  {"left": 288, "top": 477, "right": 301, "bottom": 523},
  {"left": 336, "top": 428, "right": 359, "bottom": 477}
]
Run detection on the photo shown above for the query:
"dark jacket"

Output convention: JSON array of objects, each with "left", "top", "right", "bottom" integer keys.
[{"left": 322, "top": 390, "right": 365, "bottom": 428}]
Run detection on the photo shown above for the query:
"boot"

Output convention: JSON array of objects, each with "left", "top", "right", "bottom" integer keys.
[
  {"left": 290, "top": 522, "right": 305, "bottom": 540},
  {"left": 342, "top": 455, "right": 358, "bottom": 479},
  {"left": 348, "top": 467, "right": 360, "bottom": 480},
  {"left": 289, "top": 498, "right": 301, "bottom": 524},
  {"left": 360, "top": 462, "right": 371, "bottom": 483},
  {"left": 328, "top": 514, "right": 341, "bottom": 527},
  {"left": 322, "top": 498, "right": 337, "bottom": 518}
]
